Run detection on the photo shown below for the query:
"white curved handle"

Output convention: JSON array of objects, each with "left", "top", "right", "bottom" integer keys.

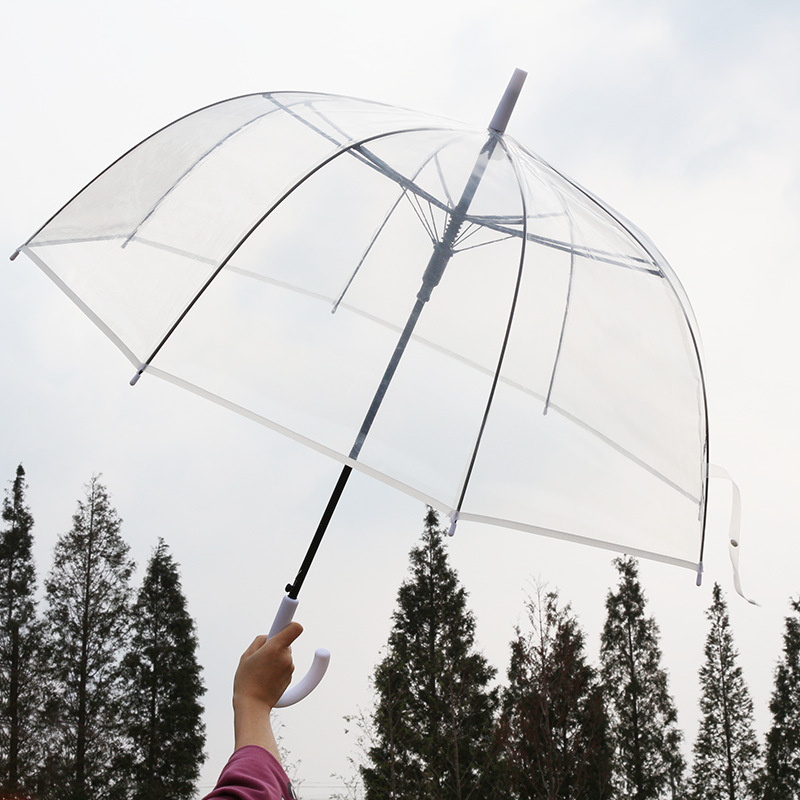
[
  {"left": 268, "top": 594, "right": 330, "bottom": 708},
  {"left": 273, "top": 647, "right": 331, "bottom": 708}
]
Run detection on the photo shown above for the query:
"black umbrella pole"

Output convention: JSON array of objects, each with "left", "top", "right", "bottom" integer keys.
[{"left": 285, "top": 463, "right": 353, "bottom": 599}]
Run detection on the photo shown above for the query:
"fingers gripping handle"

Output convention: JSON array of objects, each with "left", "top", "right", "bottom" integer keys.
[
  {"left": 267, "top": 594, "right": 301, "bottom": 639},
  {"left": 269, "top": 594, "right": 330, "bottom": 708}
]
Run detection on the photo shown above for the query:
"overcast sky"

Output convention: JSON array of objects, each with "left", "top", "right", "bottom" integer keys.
[{"left": 2, "top": 0, "right": 799, "bottom": 796}]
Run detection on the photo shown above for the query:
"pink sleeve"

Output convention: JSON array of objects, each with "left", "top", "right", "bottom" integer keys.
[{"left": 202, "top": 745, "right": 295, "bottom": 800}]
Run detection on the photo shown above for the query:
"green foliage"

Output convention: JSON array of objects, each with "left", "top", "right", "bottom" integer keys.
[
  {"left": 498, "top": 585, "right": 613, "bottom": 800},
  {"left": 600, "top": 557, "right": 684, "bottom": 799},
  {"left": 0, "top": 472, "right": 208, "bottom": 799},
  {"left": 41, "top": 476, "right": 135, "bottom": 800},
  {"left": 0, "top": 465, "right": 44, "bottom": 796},
  {"left": 120, "top": 539, "right": 206, "bottom": 800},
  {"left": 689, "top": 583, "right": 760, "bottom": 800},
  {"left": 763, "top": 598, "right": 800, "bottom": 799},
  {"left": 361, "top": 508, "right": 500, "bottom": 799}
]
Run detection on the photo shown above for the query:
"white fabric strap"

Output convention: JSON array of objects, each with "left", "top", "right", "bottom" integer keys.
[{"left": 709, "top": 465, "right": 758, "bottom": 605}]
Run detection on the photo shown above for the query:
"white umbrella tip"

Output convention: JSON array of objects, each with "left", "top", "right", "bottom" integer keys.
[
  {"left": 489, "top": 68, "right": 528, "bottom": 134},
  {"left": 447, "top": 512, "right": 459, "bottom": 537}
]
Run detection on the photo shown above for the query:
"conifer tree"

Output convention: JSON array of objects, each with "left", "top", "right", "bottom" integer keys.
[
  {"left": 763, "top": 597, "right": 800, "bottom": 799},
  {"left": 689, "top": 583, "right": 760, "bottom": 800},
  {"left": 600, "top": 557, "right": 684, "bottom": 799},
  {"left": 42, "top": 476, "right": 134, "bottom": 800},
  {"left": 0, "top": 465, "right": 44, "bottom": 795},
  {"left": 120, "top": 538, "right": 206, "bottom": 800},
  {"left": 360, "top": 508, "right": 500, "bottom": 799},
  {"left": 498, "top": 585, "right": 612, "bottom": 799}
]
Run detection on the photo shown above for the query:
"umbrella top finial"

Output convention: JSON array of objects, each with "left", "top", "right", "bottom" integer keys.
[{"left": 488, "top": 68, "right": 527, "bottom": 134}]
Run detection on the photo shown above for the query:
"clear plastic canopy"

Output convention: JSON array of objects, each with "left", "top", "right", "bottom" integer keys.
[{"left": 18, "top": 91, "right": 709, "bottom": 573}]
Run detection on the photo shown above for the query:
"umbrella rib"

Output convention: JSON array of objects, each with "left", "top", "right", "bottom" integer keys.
[
  {"left": 452, "top": 233, "right": 515, "bottom": 253},
  {"left": 24, "top": 234, "right": 132, "bottom": 248},
  {"left": 451, "top": 220, "right": 508, "bottom": 250},
  {"left": 543, "top": 246, "right": 575, "bottom": 413},
  {"left": 516, "top": 227, "right": 660, "bottom": 273},
  {"left": 457, "top": 238, "right": 514, "bottom": 253},
  {"left": 404, "top": 191, "right": 438, "bottom": 244},
  {"left": 428, "top": 198, "right": 441, "bottom": 242},
  {"left": 434, "top": 152, "right": 456, "bottom": 207},
  {"left": 269, "top": 95, "right": 431, "bottom": 183},
  {"left": 126, "top": 235, "right": 218, "bottom": 266},
  {"left": 452, "top": 221, "right": 478, "bottom": 248},
  {"left": 121, "top": 103, "right": 286, "bottom": 248},
  {"left": 332, "top": 186, "right": 410, "bottom": 312},
  {"left": 543, "top": 191, "right": 579, "bottom": 413},
  {"left": 450, "top": 136, "right": 528, "bottom": 525},
  {"left": 298, "top": 100, "right": 377, "bottom": 150}
]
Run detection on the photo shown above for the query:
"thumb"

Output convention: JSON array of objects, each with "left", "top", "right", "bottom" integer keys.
[{"left": 269, "top": 620, "right": 303, "bottom": 647}]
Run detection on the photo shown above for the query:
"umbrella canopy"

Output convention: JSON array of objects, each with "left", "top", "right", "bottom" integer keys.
[{"left": 14, "top": 75, "right": 708, "bottom": 581}]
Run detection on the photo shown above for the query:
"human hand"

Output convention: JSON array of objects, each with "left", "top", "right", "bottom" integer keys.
[
  {"left": 232, "top": 622, "right": 303, "bottom": 756},
  {"left": 234, "top": 622, "right": 303, "bottom": 712}
]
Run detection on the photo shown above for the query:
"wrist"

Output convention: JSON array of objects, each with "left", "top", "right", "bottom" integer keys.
[
  {"left": 233, "top": 701, "right": 280, "bottom": 760},
  {"left": 233, "top": 693, "right": 273, "bottom": 716}
]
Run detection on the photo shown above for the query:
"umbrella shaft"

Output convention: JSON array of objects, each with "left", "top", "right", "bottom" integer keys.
[
  {"left": 350, "top": 136, "right": 497, "bottom": 460},
  {"left": 286, "top": 463, "right": 353, "bottom": 599},
  {"left": 286, "top": 135, "right": 499, "bottom": 599},
  {"left": 351, "top": 137, "right": 499, "bottom": 458},
  {"left": 349, "top": 294, "right": 426, "bottom": 460},
  {"left": 285, "top": 290, "right": 426, "bottom": 599}
]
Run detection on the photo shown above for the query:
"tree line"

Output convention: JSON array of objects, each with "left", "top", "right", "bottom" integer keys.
[
  {"left": 0, "top": 465, "right": 205, "bottom": 800},
  {"left": 5, "top": 466, "right": 800, "bottom": 800},
  {"left": 353, "top": 508, "right": 800, "bottom": 800}
]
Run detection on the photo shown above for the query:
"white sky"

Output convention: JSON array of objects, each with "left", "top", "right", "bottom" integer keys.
[{"left": 2, "top": 0, "right": 799, "bottom": 797}]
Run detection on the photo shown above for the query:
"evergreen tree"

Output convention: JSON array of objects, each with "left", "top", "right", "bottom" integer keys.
[
  {"left": 120, "top": 538, "right": 206, "bottom": 800},
  {"left": 600, "top": 557, "right": 684, "bottom": 799},
  {"left": 360, "top": 508, "right": 500, "bottom": 799},
  {"left": 689, "top": 583, "right": 760, "bottom": 800},
  {"left": 498, "top": 585, "right": 612, "bottom": 799},
  {"left": 763, "top": 598, "right": 800, "bottom": 799},
  {"left": 42, "top": 476, "right": 134, "bottom": 800},
  {"left": 0, "top": 465, "right": 44, "bottom": 796}
]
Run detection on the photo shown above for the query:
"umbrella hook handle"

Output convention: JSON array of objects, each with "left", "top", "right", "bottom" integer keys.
[{"left": 267, "top": 593, "right": 331, "bottom": 708}]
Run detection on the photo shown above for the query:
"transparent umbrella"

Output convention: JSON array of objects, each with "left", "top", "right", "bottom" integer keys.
[{"left": 13, "top": 70, "right": 715, "bottom": 702}]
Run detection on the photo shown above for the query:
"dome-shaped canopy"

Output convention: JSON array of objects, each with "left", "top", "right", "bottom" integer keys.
[{"left": 18, "top": 89, "right": 708, "bottom": 574}]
